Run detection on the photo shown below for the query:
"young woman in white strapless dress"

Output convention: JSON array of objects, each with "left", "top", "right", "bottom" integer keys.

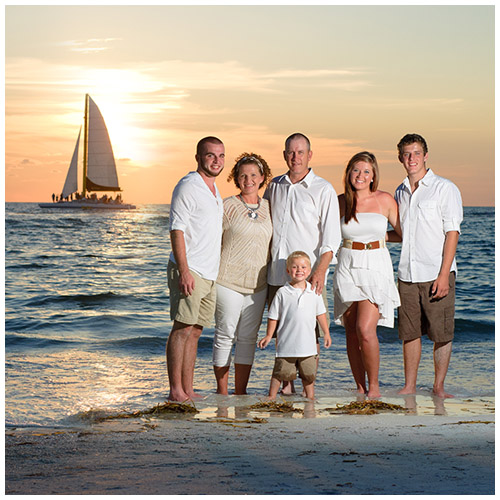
[{"left": 333, "top": 152, "right": 401, "bottom": 398}]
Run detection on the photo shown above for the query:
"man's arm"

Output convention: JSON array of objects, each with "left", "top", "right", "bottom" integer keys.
[
  {"left": 310, "top": 186, "right": 341, "bottom": 295},
  {"left": 308, "top": 251, "right": 333, "bottom": 295},
  {"left": 170, "top": 229, "right": 195, "bottom": 296},
  {"left": 431, "top": 230, "right": 459, "bottom": 299}
]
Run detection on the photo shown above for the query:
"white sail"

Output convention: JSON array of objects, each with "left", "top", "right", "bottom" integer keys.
[
  {"left": 86, "top": 96, "right": 120, "bottom": 191},
  {"left": 61, "top": 128, "right": 80, "bottom": 198}
]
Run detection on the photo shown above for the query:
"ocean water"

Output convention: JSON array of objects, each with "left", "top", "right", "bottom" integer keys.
[{"left": 5, "top": 204, "right": 495, "bottom": 427}]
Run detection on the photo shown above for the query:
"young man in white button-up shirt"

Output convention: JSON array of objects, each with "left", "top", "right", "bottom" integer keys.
[
  {"left": 166, "top": 137, "right": 225, "bottom": 402},
  {"left": 264, "top": 133, "right": 341, "bottom": 393},
  {"left": 390, "top": 133, "right": 463, "bottom": 399}
]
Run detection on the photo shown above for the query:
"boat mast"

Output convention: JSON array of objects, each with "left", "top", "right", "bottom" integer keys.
[{"left": 82, "top": 94, "right": 89, "bottom": 197}]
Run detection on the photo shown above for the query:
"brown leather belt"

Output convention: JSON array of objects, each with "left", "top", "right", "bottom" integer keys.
[{"left": 342, "top": 239, "right": 386, "bottom": 250}]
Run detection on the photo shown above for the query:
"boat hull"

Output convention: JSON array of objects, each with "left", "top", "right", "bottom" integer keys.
[{"left": 39, "top": 201, "right": 136, "bottom": 210}]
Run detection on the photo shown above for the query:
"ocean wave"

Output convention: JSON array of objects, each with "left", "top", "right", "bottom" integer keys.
[
  {"left": 5, "top": 316, "right": 493, "bottom": 356},
  {"left": 454, "top": 318, "right": 494, "bottom": 338},
  {"left": 22, "top": 291, "right": 127, "bottom": 308},
  {"left": 6, "top": 262, "right": 54, "bottom": 270},
  {"left": 5, "top": 333, "right": 81, "bottom": 349}
]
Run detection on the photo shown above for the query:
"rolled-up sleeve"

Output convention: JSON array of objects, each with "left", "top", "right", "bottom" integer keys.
[
  {"left": 441, "top": 183, "right": 463, "bottom": 234},
  {"left": 169, "top": 184, "right": 192, "bottom": 233},
  {"left": 318, "top": 186, "right": 341, "bottom": 263}
]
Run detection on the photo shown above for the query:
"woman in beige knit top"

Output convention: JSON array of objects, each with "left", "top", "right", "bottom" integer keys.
[{"left": 213, "top": 153, "right": 273, "bottom": 394}]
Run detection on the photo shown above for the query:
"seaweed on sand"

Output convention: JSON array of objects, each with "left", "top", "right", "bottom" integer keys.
[
  {"left": 95, "top": 402, "right": 199, "bottom": 422},
  {"left": 326, "top": 400, "right": 407, "bottom": 415},
  {"left": 206, "top": 417, "right": 268, "bottom": 426},
  {"left": 248, "top": 400, "right": 303, "bottom": 414}
]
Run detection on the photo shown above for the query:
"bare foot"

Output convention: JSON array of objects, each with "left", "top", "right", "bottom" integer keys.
[
  {"left": 186, "top": 391, "right": 204, "bottom": 400},
  {"left": 280, "top": 381, "right": 295, "bottom": 395},
  {"left": 433, "top": 387, "right": 454, "bottom": 399},
  {"left": 167, "top": 390, "right": 190, "bottom": 402},
  {"left": 398, "top": 385, "right": 416, "bottom": 395},
  {"left": 367, "top": 389, "right": 381, "bottom": 399}
]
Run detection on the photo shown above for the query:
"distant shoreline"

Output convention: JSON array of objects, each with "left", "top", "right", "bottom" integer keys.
[{"left": 5, "top": 202, "right": 495, "bottom": 209}]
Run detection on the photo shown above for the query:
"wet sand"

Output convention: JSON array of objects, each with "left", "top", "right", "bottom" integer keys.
[{"left": 5, "top": 394, "right": 495, "bottom": 495}]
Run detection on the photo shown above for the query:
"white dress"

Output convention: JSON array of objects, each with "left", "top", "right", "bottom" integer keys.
[{"left": 333, "top": 213, "right": 400, "bottom": 328}]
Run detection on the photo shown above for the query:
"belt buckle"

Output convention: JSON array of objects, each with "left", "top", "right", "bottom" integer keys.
[{"left": 366, "top": 243, "right": 372, "bottom": 249}]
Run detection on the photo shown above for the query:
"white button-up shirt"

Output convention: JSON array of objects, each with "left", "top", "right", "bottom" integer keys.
[
  {"left": 169, "top": 171, "right": 223, "bottom": 281},
  {"left": 268, "top": 282, "right": 326, "bottom": 357},
  {"left": 395, "top": 168, "right": 463, "bottom": 283},
  {"left": 264, "top": 169, "right": 341, "bottom": 286}
]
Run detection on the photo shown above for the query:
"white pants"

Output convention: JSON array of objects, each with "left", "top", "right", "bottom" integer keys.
[{"left": 213, "top": 284, "right": 267, "bottom": 367}]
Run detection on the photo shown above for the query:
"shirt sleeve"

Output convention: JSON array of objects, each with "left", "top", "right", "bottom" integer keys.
[
  {"left": 441, "top": 181, "right": 463, "bottom": 234},
  {"left": 268, "top": 290, "right": 282, "bottom": 321},
  {"left": 169, "top": 182, "right": 194, "bottom": 233},
  {"left": 315, "top": 294, "right": 327, "bottom": 316},
  {"left": 317, "top": 184, "right": 342, "bottom": 263}
]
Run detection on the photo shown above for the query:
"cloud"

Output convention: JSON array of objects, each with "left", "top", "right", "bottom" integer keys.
[
  {"left": 367, "top": 97, "right": 465, "bottom": 109},
  {"left": 56, "top": 38, "right": 121, "bottom": 54},
  {"left": 5, "top": 57, "right": 372, "bottom": 98}
]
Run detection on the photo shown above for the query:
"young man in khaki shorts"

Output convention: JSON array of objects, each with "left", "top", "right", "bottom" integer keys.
[
  {"left": 166, "top": 136, "right": 225, "bottom": 402},
  {"left": 390, "top": 133, "right": 463, "bottom": 399}
]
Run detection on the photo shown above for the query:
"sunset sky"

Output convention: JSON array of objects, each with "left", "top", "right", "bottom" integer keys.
[{"left": 5, "top": 4, "right": 495, "bottom": 205}]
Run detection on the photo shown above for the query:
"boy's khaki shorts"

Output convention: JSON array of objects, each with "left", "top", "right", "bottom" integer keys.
[
  {"left": 272, "top": 355, "right": 318, "bottom": 383},
  {"left": 167, "top": 261, "right": 216, "bottom": 327},
  {"left": 398, "top": 272, "right": 455, "bottom": 343}
]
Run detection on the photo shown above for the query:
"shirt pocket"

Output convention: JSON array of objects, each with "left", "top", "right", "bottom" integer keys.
[{"left": 417, "top": 200, "right": 439, "bottom": 220}]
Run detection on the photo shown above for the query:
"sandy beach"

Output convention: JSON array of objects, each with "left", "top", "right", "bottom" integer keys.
[{"left": 5, "top": 394, "right": 494, "bottom": 495}]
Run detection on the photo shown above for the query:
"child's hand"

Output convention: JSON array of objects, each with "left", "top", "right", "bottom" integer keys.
[
  {"left": 258, "top": 337, "right": 271, "bottom": 349},
  {"left": 324, "top": 335, "right": 332, "bottom": 348}
]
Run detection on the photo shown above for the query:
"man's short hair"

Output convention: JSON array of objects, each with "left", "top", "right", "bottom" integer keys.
[
  {"left": 196, "top": 136, "right": 224, "bottom": 156},
  {"left": 397, "top": 133, "right": 428, "bottom": 155},
  {"left": 286, "top": 250, "right": 311, "bottom": 267},
  {"left": 285, "top": 133, "right": 311, "bottom": 151}
]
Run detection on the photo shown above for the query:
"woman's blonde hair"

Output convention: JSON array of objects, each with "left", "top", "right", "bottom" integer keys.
[{"left": 343, "top": 151, "right": 379, "bottom": 224}]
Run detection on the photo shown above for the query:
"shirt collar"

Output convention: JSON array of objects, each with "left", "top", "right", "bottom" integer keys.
[
  {"left": 284, "top": 281, "right": 312, "bottom": 294},
  {"left": 419, "top": 168, "right": 435, "bottom": 186},
  {"left": 282, "top": 168, "right": 315, "bottom": 187},
  {"left": 403, "top": 168, "right": 434, "bottom": 191}
]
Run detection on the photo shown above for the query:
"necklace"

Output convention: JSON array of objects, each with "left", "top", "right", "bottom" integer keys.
[{"left": 238, "top": 195, "right": 260, "bottom": 220}]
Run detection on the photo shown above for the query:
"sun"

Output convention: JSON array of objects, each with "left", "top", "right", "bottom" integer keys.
[{"left": 80, "top": 68, "right": 164, "bottom": 165}]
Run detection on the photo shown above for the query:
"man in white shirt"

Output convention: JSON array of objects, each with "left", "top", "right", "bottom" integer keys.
[
  {"left": 266, "top": 133, "right": 341, "bottom": 296},
  {"left": 167, "top": 136, "right": 225, "bottom": 401},
  {"left": 265, "top": 133, "right": 341, "bottom": 392},
  {"left": 392, "top": 133, "right": 463, "bottom": 399}
]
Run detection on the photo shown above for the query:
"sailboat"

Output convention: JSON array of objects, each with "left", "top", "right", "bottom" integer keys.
[{"left": 39, "top": 94, "right": 136, "bottom": 209}]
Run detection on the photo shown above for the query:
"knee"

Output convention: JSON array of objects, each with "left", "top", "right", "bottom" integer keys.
[
  {"left": 356, "top": 324, "right": 376, "bottom": 343},
  {"left": 191, "top": 325, "right": 203, "bottom": 339},
  {"left": 170, "top": 322, "right": 193, "bottom": 338}
]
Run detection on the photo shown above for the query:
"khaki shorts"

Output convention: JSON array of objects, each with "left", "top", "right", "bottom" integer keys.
[
  {"left": 167, "top": 261, "right": 216, "bottom": 327},
  {"left": 398, "top": 272, "right": 456, "bottom": 343},
  {"left": 267, "top": 284, "right": 330, "bottom": 339},
  {"left": 272, "top": 355, "right": 318, "bottom": 383}
]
